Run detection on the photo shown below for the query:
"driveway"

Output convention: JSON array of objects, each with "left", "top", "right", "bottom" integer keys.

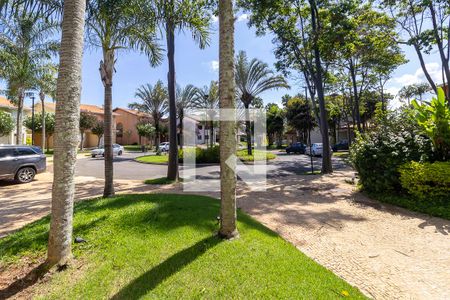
[{"left": 2, "top": 151, "right": 448, "bottom": 299}]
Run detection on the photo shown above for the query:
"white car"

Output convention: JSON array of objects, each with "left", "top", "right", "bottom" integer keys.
[
  {"left": 91, "top": 144, "right": 124, "bottom": 158},
  {"left": 305, "top": 143, "right": 332, "bottom": 157},
  {"left": 159, "top": 142, "right": 169, "bottom": 152}
]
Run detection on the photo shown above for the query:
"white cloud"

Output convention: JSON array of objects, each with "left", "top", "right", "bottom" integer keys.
[
  {"left": 393, "top": 62, "right": 442, "bottom": 86},
  {"left": 236, "top": 14, "right": 248, "bottom": 22},
  {"left": 211, "top": 15, "right": 218, "bottom": 23},
  {"left": 209, "top": 60, "right": 219, "bottom": 72}
]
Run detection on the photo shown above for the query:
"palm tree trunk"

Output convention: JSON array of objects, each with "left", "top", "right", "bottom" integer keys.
[
  {"left": 102, "top": 50, "right": 115, "bottom": 198},
  {"left": 244, "top": 104, "right": 252, "bottom": 156},
  {"left": 219, "top": 0, "right": 238, "bottom": 239},
  {"left": 79, "top": 131, "right": 84, "bottom": 150},
  {"left": 179, "top": 115, "right": 183, "bottom": 150},
  {"left": 40, "top": 92, "right": 46, "bottom": 152},
  {"left": 166, "top": 20, "right": 178, "bottom": 181},
  {"left": 210, "top": 120, "right": 214, "bottom": 147},
  {"left": 15, "top": 93, "right": 24, "bottom": 144},
  {"left": 47, "top": 0, "right": 86, "bottom": 267},
  {"left": 155, "top": 121, "right": 160, "bottom": 151}
]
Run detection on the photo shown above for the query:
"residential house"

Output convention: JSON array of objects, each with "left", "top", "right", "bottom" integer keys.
[
  {"left": 0, "top": 96, "right": 30, "bottom": 144},
  {"left": 33, "top": 102, "right": 118, "bottom": 149},
  {"left": 113, "top": 107, "right": 152, "bottom": 145}
]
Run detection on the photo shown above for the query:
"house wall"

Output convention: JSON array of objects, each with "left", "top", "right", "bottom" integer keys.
[{"left": 114, "top": 108, "right": 145, "bottom": 145}]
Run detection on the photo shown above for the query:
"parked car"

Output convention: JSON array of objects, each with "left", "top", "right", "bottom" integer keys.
[
  {"left": 305, "top": 143, "right": 332, "bottom": 157},
  {"left": 332, "top": 140, "right": 349, "bottom": 152},
  {"left": 159, "top": 142, "right": 169, "bottom": 152},
  {"left": 91, "top": 144, "right": 124, "bottom": 158},
  {"left": 286, "top": 142, "right": 306, "bottom": 154},
  {"left": 0, "top": 145, "right": 46, "bottom": 183}
]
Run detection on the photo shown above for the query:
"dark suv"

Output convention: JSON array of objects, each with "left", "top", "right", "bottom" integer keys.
[
  {"left": 286, "top": 142, "right": 307, "bottom": 154},
  {"left": 0, "top": 145, "right": 46, "bottom": 183}
]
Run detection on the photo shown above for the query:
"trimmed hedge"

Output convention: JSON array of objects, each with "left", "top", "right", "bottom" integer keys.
[{"left": 399, "top": 161, "right": 450, "bottom": 201}]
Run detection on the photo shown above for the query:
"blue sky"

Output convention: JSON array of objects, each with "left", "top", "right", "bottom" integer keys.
[{"left": 19, "top": 13, "right": 444, "bottom": 109}]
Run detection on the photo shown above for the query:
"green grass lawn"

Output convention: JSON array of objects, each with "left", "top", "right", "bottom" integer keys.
[
  {"left": 136, "top": 150, "right": 276, "bottom": 164},
  {"left": 333, "top": 151, "right": 349, "bottom": 158},
  {"left": 136, "top": 154, "right": 169, "bottom": 164},
  {"left": 123, "top": 145, "right": 149, "bottom": 152},
  {"left": 144, "top": 177, "right": 183, "bottom": 185},
  {"left": 0, "top": 194, "right": 365, "bottom": 299}
]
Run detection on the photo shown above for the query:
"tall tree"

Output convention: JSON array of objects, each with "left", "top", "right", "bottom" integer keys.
[
  {"left": 325, "top": 3, "right": 405, "bottom": 130},
  {"left": 219, "top": 0, "right": 238, "bottom": 239},
  {"left": 398, "top": 83, "right": 431, "bottom": 105},
  {"left": 192, "top": 81, "right": 220, "bottom": 148},
  {"left": 383, "top": 0, "right": 449, "bottom": 98},
  {"left": 266, "top": 103, "right": 284, "bottom": 147},
  {"left": 235, "top": 50, "right": 289, "bottom": 155},
  {"left": 152, "top": 0, "right": 212, "bottom": 181},
  {"left": 238, "top": 0, "right": 334, "bottom": 173},
  {"left": 91, "top": 120, "right": 104, "bottom": 148},
  {"left": 79, "top": 112, "right": 96, "bottom": 150},
  {"left": 176, "top": 84, "right": 196, "bottom": 149},
  {"left": 86, "top": 0, "right": 162, "bottom": 197},
  {"left": 0, "top": 11, "right": 58, "bottom": 144},
  {"left": 130, "top": 81, "right": 169, "bottom": 151},
  {"left": 24, "top": 112, "right": 55, "bottom": 152},
  {"left": 47, "top": 0, "right": 86, "bottom": 268},
  {"left": 34, "top": 63, "right": 57, "bottom": 151}
]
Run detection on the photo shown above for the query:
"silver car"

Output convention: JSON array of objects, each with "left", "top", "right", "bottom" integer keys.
[
  {"left": 91, "top": 144, "right": 124, "bottom": 158},
  {"left": 0, "top": 145, "right": 46, "bottom": 183}
]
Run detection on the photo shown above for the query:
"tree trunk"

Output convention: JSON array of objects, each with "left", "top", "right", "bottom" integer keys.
[
  {"left": 154, "top": 119, "right": 159, "bottom": 151},
  {"left": 210, "top": 120, "right": 214, "bottom": 147},
  {"left": 349, "top": 62, "right": 362, "bottom": 132},
  {"left": 218, "top": 0, "right": 238, "bottom": 239},
  {"left": 166, "top": 20, "right": 178, "bottom": 181},
  {"left": 47, "top": 0, "right": 86, "bottom": 268},
  {"left": 428, "top": 3, "right": 450, "bottom": 100},
  {"left": 101, "top": 49, "right": 115, "bottom": 198},
  {"left": 179, "top": 116, "right": 183, "bottom": 150},
  {"left": 309, "top": 0, "right": 332, "bottom": 174},
  {"left": 79, "top": 131, "right": 84, "bottom": 150},
  {"left": 244, "top": 103, "right": 252, "bottom": 155},
  {"left": 40, "top": 92, "right": 46, "bottom": 152},
  {"left": 15, "top": 93, "right": 24, "bottom": 144}
]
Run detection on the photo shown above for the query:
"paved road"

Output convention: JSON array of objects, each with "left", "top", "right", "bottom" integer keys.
[{"left": 71, "top": 150, "right": 348, "bottom": 181}]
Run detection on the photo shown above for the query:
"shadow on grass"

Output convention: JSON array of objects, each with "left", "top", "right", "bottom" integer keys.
[
  {"left": 110, "top": 235, "right": 221, "bottom": 299},
  {"left": 0, "top": 262, "right": 48, "bottom": 299}
]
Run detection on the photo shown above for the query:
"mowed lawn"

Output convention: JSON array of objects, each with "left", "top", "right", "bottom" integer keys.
[
  {"left": 136, "top": 149, "right": 276, "bottom": 164},
  {"left": 0, "top": 194, "right": 365, "bottom": 299}
]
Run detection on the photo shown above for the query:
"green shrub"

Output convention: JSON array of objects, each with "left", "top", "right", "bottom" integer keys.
[
  {"left": 399, "top": 161, "right": 450, "bottom": 201},
  {"left": 350, "top": 110, "right": 433, "bottom": 193},
  {"left": 178, "top": 146, "right": 220, "bottom": 164}
]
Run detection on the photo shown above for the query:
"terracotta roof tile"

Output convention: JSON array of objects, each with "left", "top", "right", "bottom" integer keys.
[{"left": 0, "top": 96, "right": 31, "bottom": 110}]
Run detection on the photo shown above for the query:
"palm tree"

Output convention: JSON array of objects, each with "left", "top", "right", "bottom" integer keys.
[
  {"left": 47, "top": 0, "right": 87, "bottom": 268},
  {"left": 235, "top": 51, "right": 289, "bottom": 155},
  {"left": 130, "top": 80, "right": 168, "bottom": 151},
  {"left": 218, "top": 0, "right": 238, "bottom": 239},
  {"left": 176, "top": 84, "right": 196, "bottom": 149},
  {"left": 191, "top": 81, "right": 219, "bottom": 148},
  {"left": 0, "top": 12, "right": 58, "bottom": 144},
  {"left": 86, "top": 0, "right": 162, "bottom": 197},
  {"left": 34, "top": 63, "right": 57, "bottom": 152},
  {"left": 151, "top": 0, "right": 212, "bottom": 181}
]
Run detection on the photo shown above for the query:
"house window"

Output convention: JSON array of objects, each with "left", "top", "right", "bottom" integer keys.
[{"left": 197, "top": 135, "right": 202, "bottom": 140}]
